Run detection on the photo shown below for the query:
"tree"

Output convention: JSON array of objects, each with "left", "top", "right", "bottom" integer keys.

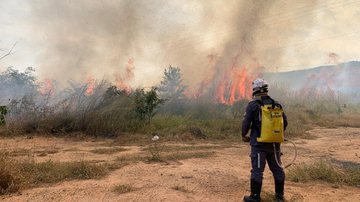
[
  {"left": 0, "top": 106, "right": 7, "bottom": 125},
  {"left": 158, "top": 66, "right": 186, "bottom": 101},
  {"left": 0, "top": 67, "right": 38, "bottom": 102},
  {"left": 133, "top": 87, "right": 164, "bottom": 124},
  {"left": 103, "top": 85, "right": 127, "bottom": 101}
]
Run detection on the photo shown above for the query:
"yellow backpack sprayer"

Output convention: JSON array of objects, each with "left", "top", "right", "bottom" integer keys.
[{"left": 255, "top": 99, "right": 297, "bottom": 168}]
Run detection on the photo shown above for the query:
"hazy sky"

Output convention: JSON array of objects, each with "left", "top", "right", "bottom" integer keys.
[{"left": 1, "top": 0, "right": 360, "bottom": 87}]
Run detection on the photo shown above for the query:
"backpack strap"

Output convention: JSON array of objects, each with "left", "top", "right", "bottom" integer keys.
[
  {"left": 261, "top": 97, "right": 282, "bottom": 109},
  {"left": 255, "top": 97, "right": 283, "bottom": 110},
  {"left": 268, "top": 98, "right": 276, "bottom": 109},
  {"left": 253, "top": 99, "right": 263, "bottom": 122},
  {"left": 256, "top": 97, "right": 275, "bottom": 109},
  {"left": 271, "top": 99, "right": 283, "bottom": 109},
  {"left": 254, "top": 99, "right": 263, "bottom": 106},
  {"left": 253, "top": 97, "right": 282, "bottom": 120}
]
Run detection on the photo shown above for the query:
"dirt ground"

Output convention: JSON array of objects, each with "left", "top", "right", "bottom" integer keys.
[{"left": 1, "top": 127, "right": 359, "bottom": 202}]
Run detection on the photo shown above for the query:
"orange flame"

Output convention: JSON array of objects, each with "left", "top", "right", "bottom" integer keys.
[
  {"left": 40, "top": 79, "right": 55, "bottom": 96},
  {"left": 215, "top": 67, "right": 254, "bottom": 105},
  {"left": 85, "top": 77, "right": 95, "bottom": 96},
  {"left": 115, "top": 58, "right": 135, "bottom": 93},
  {"left": 214, "top": 53, "right": 263, "bottom": 105},
  {"left": 185, "top": 53, "right": 259, "bottom": 105}
]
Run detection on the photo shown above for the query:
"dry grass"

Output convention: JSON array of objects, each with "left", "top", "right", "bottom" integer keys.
[
  {"left": 0, "top": 154, "right": 20, "bottom": 195},
  {"left": 25, "top": 161, "right": 108, "bottom": 183},
  {"left": 281, "top": 109, "right": 360, "bottom": 140},
  {"left": 161, "top": 151, "right": 215, "bottom": 161},
  {"left": 287, "top": 161, "right": 360, "bottom": 187},
  {"left": 315, "top": 113, "right": 360, "bottom": 128},
  {"left": 2, "top": 67, "right": 360, "bottom": 142},
  {"left": 283, "top": 108, "right": 313, "bottom": 138},
  {"left": 113, "top": 184, "right": 135, "bottom": 194},
  {"left": 146, "top": 144, "right": 220, "bottom": 162},
  {"left": 142, "top": 144, "right": 224, "bottom": 152},
  {"left": 172, "top": 185, "right": 192, "bottom": 193},
  {"left": 5, "top": 148, "right": 32, "bottom": 157},
  {"left": 260, "top": 191, "right": 280, "bottom": 202},
  {"left": 122, "top": 141, "right": 221, "bottom": 163},
  {"left": 115, "top": 155, "right": 145, "bottom": 164},
  {"left": 90, "top": 147, "right": 127, "bottom": 154},
  {"left": 114, "top": 150, "right": 215, "bottom": 165},
  {"left": 3, "top": 94, "right": 360, "bottom": 143},
  {"left": 1, "top": 148, "right": 59, "bottom": 157},
  {"left": 36, "top": 149, "right": 59, "bottom": 157},
  {"left": 0, "top": 152, "right": 109, "bottom": 195}
]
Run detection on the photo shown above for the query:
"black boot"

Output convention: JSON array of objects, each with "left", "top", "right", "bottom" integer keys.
[
  {"left": 243, "top": 180, "right": 262, "bottom": 202},
  {"left": 275, "top": 180, "right": 284, "bottom": 202}
]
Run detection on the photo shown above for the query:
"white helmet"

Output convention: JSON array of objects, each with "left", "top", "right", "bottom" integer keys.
[{"left": 252, "top": 78, "right": 268, "bottom": 92}]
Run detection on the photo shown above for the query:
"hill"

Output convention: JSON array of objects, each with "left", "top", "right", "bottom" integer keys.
[{"left": 264, "top": 61, "right": 360, "bottom": 93}]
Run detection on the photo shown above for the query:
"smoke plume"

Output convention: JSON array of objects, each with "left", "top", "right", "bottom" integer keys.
[{"left": 28, "top": 0, "right": 319, "bottom": 90}]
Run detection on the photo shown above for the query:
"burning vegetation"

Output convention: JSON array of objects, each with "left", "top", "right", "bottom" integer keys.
[{"left": 0, "top": 61, "right": 359, "bottom": 139}]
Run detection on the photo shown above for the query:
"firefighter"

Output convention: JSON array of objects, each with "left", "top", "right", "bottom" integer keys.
[{"left": 242, "top": 78, "right": 288, "bottom": 202}]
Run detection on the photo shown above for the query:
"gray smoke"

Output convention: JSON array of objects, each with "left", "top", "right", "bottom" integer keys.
[{"left": 28, "top": 0, "right": 319, "bottom": 88}]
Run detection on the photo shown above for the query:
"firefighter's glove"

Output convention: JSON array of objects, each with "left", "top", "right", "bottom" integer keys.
[{"left": 242, "top": 136, "right": 250, "bottom": 142}]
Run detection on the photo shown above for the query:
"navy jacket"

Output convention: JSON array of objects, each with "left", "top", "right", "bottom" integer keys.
[{"left": 242, "top": 95, "right": 288, "bottom": 147}]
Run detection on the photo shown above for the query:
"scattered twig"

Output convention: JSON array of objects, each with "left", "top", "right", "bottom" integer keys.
[{"left": 0, "top": 42, "right": 17, "bottom": 60}]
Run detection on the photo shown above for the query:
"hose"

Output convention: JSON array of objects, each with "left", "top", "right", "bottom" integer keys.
[{"left": 273, "top": 139, "right": 297, "bottom": 169}]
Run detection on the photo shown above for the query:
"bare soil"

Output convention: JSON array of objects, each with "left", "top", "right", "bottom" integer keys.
[{"left": 1, "top": 127, "right": 359, "bottom": 202}]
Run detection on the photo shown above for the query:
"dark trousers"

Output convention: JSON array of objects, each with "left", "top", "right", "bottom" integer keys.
[{"left": 250, "top": 146, "right": 285, "bottom": 184}]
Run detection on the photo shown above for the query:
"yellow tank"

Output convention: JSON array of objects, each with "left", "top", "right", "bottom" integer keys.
[{"left": 257, "top": 104, "right": 284, "bottom": 143}]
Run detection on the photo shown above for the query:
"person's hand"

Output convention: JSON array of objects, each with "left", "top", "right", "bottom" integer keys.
[{"left": 242, "top": 136, "right": 250, "bottom": 142}]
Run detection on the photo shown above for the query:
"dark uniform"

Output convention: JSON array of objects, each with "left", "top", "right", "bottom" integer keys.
[{"left": 242, "top": 95, "right": 288, "bottom": 201}]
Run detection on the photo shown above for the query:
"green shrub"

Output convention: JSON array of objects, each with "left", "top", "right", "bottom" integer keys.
[
  {"left": 0, "top": 106, "right": 7, "bottom": 125},
  {"left": 133, "top": 87, "right": 164, "bottom": 124}
]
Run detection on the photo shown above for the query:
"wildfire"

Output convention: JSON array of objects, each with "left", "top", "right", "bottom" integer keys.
[
  {"left": 184, "top": 53, "right": 217, "bottom": 99},
  {"left": 115, "top": 58, "right": 135, "bottom": 93},
  {"left": 184, "top": 68, "right": 215, "bottom": 99},
  {"left": 83, "top": 54, "right": 257, "bottom": 104},
  {"left": 302, "top": 62, "right": 343, "bottom": 93},
  {"left": 186, "top": 54, "right": 258, "bottom": 105},
  {"left": 215, "top": 67, "right": 254, "bottom": 105},
  {"left": 40, "top": 79, "right": 55, "bottom": 96},
  {"left": 85, "top": 77, "right": 95, "bottom": 96}
]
